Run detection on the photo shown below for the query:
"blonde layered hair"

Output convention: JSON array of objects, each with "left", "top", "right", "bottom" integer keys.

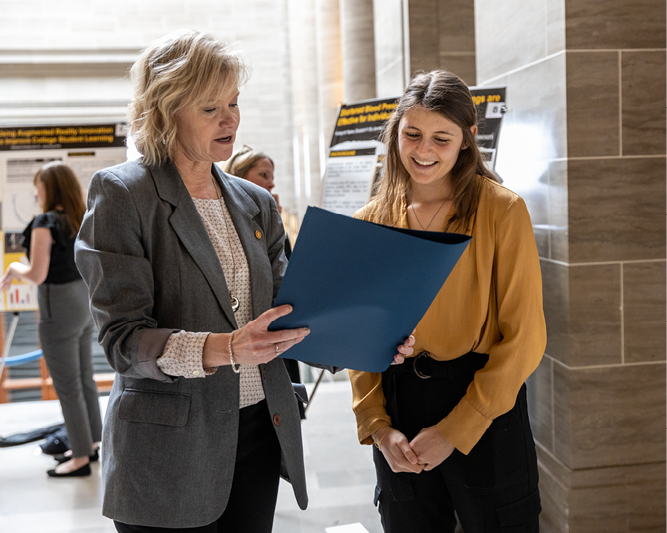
[
  {"left": 371, "top": 69, "right": 499, "bottom": 233},
  {"left": 224, "top": 145, "right": 274, "bottom": 179},
  {"left": 128, "top": 30, "right": 249, "bottom": 166}
]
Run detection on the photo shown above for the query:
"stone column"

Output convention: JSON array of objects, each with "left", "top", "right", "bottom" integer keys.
[
  {"left": 315, "top": 0, "right": 344, "bottom": 194},
  {"left": 406, "top": 0, "right": 476, "bottom": 85},
  {"left": 475, "top": 0, "right": 666, "bottom": 531},
  {"left": 287, "top": 0, "right": 322, "bottom": 216},
  {"left": 372, "top": 0, "right": 406, "bottom": 98},
  {"left": 340, "top": 0, "right": 377, "bottom": 102}
]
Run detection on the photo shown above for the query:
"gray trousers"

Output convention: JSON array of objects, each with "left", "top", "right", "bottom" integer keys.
[{"left": 38, "top": 279, "right": 102, "bottom": 457}]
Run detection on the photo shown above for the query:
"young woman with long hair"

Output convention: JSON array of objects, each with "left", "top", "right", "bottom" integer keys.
[
  {"left": 1, "top": 161, "right": 101, "bottom": 478},
  {"left": 349, "top": 69, "right": 547, "bottom": 532}
]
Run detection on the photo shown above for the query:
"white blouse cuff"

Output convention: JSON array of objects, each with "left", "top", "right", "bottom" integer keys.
[{"left": 156, "top": 330, "right": 212, "bottom": 378}]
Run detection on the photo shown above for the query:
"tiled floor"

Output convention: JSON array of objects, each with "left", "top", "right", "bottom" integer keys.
[{"left": 0, "top": 380, "right": 383, "bottom": 533}]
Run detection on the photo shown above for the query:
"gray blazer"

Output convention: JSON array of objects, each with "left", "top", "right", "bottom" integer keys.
[{"left": 75, "top": 159, "right": 307, "bottom": 528}]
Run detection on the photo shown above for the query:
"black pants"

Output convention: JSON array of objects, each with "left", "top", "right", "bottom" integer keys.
[
  {"left": 375, "top": 352, "right": 541, "bottom": 533},
  {"left": 114, "top": 400, "right": 281, "bottom": 533}
]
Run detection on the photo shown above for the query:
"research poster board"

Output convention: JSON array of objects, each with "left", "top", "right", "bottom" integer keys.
[
  {"left": 470, "top": 86, "right": 507, "bottom": 170},
  {"left": 322, "top": 98, "right": 398, "bottom": 216},
  {"left": 0, "top": 123, "right": 127, "bottom": 310},
  {"left": 321, "top": 88, "right": 506, "bottom": 215}
]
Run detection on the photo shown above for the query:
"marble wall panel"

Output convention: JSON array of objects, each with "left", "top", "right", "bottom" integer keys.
[
  {"left": 506, "top": 161, "right": 550, "bottom": 258},
  {"left": 438, "top": 0, "right": 475, "bottom": 53},
  {"left": 542, "top": 260, "right": 621, "bottom": 367},
  {"left": 623, "top": 261, "right": 667, "bottom": 363},
  {"left": 546, "top": 0, "right": 565, "bottom": 55},
  {"left": 408, "top": 0, "right": 440, "bottom": 74},
  {"left": 621, "top": 51, "right": 667, "bottom": 157},
  {"left": 548, "top": 160, "right": 568, "bottom": 263},
  {"left": 316, "top": 0, "right": 344, "bottom": 147},
  {"left": 537, "top": 443, "right": 667, "bottom": 532},
  {"left": 627, "top": 475, "right": 667, "bottom": 532},
  {"left": 569, "top": 484, "right": 629, "bottom": 533},
  {"left": 494, "top": 54, "right": 567, "bottom": 169},
  {"left": 553, "top": 363, "right": 666, "bottom": 469},
  {"left": 568, "top": 264, "right": 622, "bottom": 367},
  {"left": 568, "top": 157, "right": 666, "bottom": 263},
  {"left": 376, "top": 62, "right": 405, "bottom": 99},
  {"left": 536, "top": 459, "right": 568, "bottom": 533},
  {"left": 474, "top": 0, "right": 547, "bottom": 82},
  {"left": 565, "top": 0, "right": 666, "bottom": 50},
  {"left": 373, "top": 0, "right": 405, "bottom": 98},
  {"left": 541, "top": 259, "right": 570, "bottom": 365},
  {"left": 438, "top": 54, "right": 476, "bottom": 85},
  {"left": 566, "top": 52, "right": 619, "bottom": 158},
  {"left": 526, "top": 356, "right": 553, "bottom": 451},
  {"left": 340, "top": 0, "right": 377, "bottom": 102}
]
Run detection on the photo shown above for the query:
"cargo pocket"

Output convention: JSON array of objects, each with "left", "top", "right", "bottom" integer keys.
[
  {"left": 496, "top": 489, "right": 541, "bottom": 531},
  {"left": 118, "top": 388, "right": 191, "bottom": 427}
]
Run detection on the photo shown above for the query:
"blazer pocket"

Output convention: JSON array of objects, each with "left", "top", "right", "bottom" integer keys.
[{"left": 118, "top": 389, "right": 191, "bottom": 427}]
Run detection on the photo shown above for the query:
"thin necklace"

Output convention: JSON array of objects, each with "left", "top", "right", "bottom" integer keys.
[
  {"left": 210, "top": 174, "right": 240, "bottom": 313},
  {"left": 410, "top": 194, "right": 451, "bottom": 231}
]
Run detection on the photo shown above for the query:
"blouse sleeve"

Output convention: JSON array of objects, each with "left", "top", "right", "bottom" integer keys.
[
  {"left": 156, "top": 331, "right": 214, "bottom": 378},
  {"left": 436, "top": 197, "right": 547, "bottom": 454},
  {"left": 22, "top": 214, "right": 55, "bottom": 255},
  {"left": 349, "top": 369, "right": 392, "bottom": 444}
]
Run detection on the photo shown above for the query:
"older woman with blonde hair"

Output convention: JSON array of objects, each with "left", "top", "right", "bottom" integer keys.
[{"left": 75, "top": 30, "right": 312, "bottom": 532}]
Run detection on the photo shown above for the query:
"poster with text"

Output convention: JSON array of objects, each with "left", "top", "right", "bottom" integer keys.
[
  {"left": 469, "top": 86, "right": 507, "bottom": 171},
  {"left": 0, "top": 123, "right": 128, "bottom": 310},
  {"left": 322, "top": 98, "right": 398, "bottom": 215}
]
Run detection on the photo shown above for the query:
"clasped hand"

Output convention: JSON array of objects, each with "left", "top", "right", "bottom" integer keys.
[{"left": 376, "top": 426, "right": 455, "bottom": 473}]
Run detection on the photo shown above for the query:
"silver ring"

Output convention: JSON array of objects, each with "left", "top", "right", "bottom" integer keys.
[{"left": 275, "top": 344, "right": 281, "bottom": 356}]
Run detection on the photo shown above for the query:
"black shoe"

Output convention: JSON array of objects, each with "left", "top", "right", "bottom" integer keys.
[
  {"left": 47, "top": 463, "right": 91, "bottom": 477},
  {"left": 54, "top": 449, "right": 99, "bottom": 464}
]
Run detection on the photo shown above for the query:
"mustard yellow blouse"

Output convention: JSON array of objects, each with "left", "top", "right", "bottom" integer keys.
[{"left": 349, "top": 176, "right": 547, "bottom": 455}]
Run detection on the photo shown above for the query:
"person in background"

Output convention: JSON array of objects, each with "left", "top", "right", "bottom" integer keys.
[
  {"left": 226, "top": 146, "right": 304, "bottom": 416},
  {"left": 349, "top": 69, "right": 547, "bottom": 532},
  {"left": 1, "top": 161, "right": 101, "bottom": 478},
  {"left": 225, "top": 146, "right": 292, "bottom": 257},
  {"left": 75, "top": 30, "right": 412, "bottom": 532}
]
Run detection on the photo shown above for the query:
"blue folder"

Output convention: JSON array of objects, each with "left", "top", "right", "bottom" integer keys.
[{"left": 270, "top": 206, "right": 471, "bottom": 372}]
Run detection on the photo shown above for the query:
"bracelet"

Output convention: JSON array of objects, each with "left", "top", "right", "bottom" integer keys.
[
  {"left": 374, "top": 427, "right": 390, "bottom": 452},
  {"left": 228, "top": 330, "right": 241, "bottom": 374}
]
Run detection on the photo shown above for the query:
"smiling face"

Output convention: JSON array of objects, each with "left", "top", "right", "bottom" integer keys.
[
  {"left": 245, "top": 157, "right": 275, "bottom": 192},
  {"left": 398, "top": 105, "right": 469, "bottom": 190},
  {"left": 173, "top": 87, "right": 240, "bottom": 165}
]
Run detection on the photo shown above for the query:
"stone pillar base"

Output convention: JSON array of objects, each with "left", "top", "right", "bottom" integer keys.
[{"left": 537, "top": 444, "right": 666, "bottom": 533}]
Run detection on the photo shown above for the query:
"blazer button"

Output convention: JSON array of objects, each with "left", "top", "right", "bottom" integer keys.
[
  {"left": 255, "top": 230, "right": 262, "bottom": 239},
  {"left": 273, "top": 414, "right": 282, "bottom": 426}
]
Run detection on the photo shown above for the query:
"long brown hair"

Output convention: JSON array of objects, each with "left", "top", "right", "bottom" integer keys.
[
  {"left": 35, "top": 162, "right": 86, "bottom": 236},
  {"left": 371, "top": 69, "right": 499, "bottom": 232}
]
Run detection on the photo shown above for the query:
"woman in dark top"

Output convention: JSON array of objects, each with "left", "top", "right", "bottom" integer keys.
[{"left": 0, "top": 161, "right": 101, "bottom": 478}]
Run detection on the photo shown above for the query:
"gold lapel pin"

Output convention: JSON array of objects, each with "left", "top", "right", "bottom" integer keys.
[{"left": 255, "top": 230, "right": 262, "bottom": 239}]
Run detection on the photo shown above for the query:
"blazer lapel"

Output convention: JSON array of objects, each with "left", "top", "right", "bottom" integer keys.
[
  {"left": 149, "top": 161, "right": 238, "bottom": 329},
  {"left": 213, "top": 166, "right": 273, "bottom": 319}
]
